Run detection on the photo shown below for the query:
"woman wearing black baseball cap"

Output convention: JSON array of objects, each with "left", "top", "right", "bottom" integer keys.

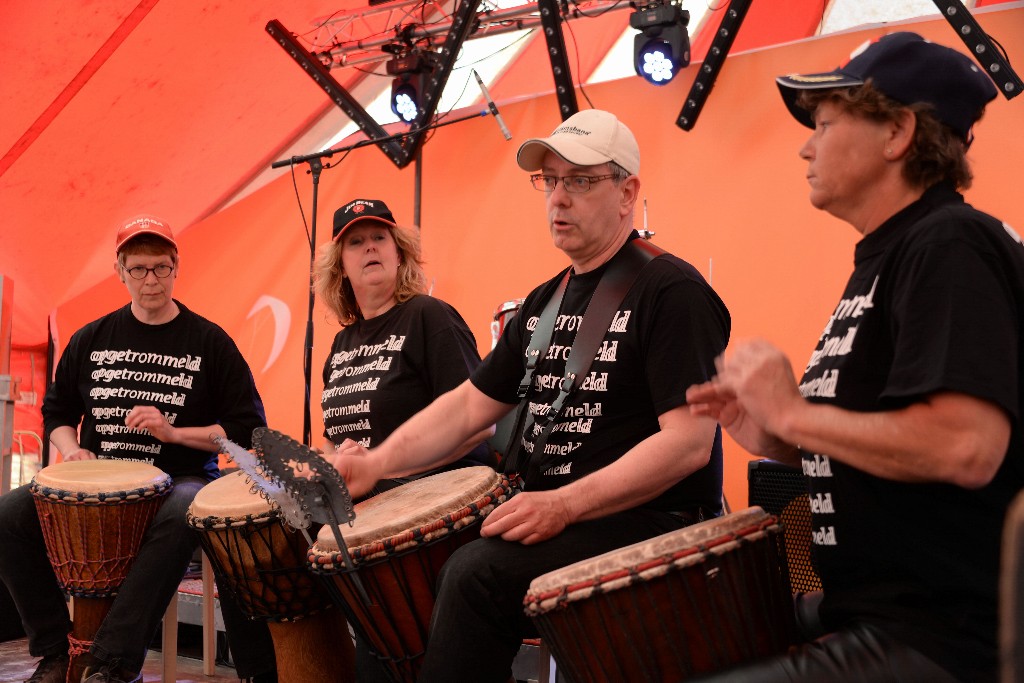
[
  {"left": 315, "top": 198, "right": 496, "bottom": 489},
  {"left": 313, "top": 197, "right": 497, "bottom": 680}
]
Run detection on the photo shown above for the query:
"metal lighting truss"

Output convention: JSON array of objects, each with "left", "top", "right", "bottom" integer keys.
[{"left": 307, "top": 0, "right": 632, "bottom": 70}]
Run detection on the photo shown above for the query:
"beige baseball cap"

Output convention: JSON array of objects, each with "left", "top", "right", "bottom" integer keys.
[{"left": 516, "top": 109, "right": 640, "bottom": 176}]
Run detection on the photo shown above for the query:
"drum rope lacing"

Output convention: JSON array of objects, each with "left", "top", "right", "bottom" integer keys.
[
  {"left": 526, "top": 513, "right": 797, "bottom": 683},
  {"left": 309, "top": 477, "right": 518, "bottom": 569},
  {"left": 67, "top": 634, "right": 93, "bottom": 658},
  {"left": 30, "top": 479, "right": 174, "bottom": 505},
  {"left": 524, "top": 517, "right": 781, "bottom": 609},
  {"left": 189, "top": 507, "right": 336, "bottom": 622},
  {"left": 186, "top": 508, "right": 287, "bottom": 530},
  {"left": 32, "top": 480, "right": 173, "bottom": 598}
]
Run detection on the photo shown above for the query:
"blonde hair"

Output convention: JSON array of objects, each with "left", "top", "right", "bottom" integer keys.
[{"left": 315, "top": 222, "right": 428, "bottom": 325}]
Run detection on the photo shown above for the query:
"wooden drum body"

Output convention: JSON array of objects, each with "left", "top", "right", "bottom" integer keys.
[
  {"left": 187, "top": 470, "right": 353, "bottom": 683},
  {"left": 524, "top": 507, "right": 797, "bottom": 683},
  {"left": 30, "top": 459, "right": 172, "bottom": 675},
  {"left": 308, "top": 466, "right": 517, "bottom": 683}
]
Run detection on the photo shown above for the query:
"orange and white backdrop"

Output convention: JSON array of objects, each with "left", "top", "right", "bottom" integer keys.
[{"left": 51, "top": 8, "right": 1024, "bottom": 507}]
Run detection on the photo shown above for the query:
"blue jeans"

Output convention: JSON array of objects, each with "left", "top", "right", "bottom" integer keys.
[{"left": 0, "top": 478, "right": 275, "bottom": 676}]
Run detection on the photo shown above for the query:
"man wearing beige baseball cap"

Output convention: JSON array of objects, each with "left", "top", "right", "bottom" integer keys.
[
  {"left": 326, "top": 109, "right": 731, "bottom": 681},
  {"left": 0, "top": 216, "right": 278, "bottom": 683}
]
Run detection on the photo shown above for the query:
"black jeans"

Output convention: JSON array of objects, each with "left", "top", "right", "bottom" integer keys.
[
  {"left": 416, "top": 507, "right": 686, "bottom": 683},
  {"left": 0, "top": 478, "right": 275, "bottom": 677}
]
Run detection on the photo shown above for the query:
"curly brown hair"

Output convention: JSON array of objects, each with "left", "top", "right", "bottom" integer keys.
[
  {"left": 796, "top": 81, "right": 979, "bottom": 190},
  {"left": 314, "top": 222, "right": 428, "bottom": 326}
]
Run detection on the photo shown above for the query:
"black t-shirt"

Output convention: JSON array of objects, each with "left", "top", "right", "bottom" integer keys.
[
  {"left": 473, "top": 235, "right": 731, "bottom": 513},
  {"left": 321, "top": 294, "right": 492, "bottom": 467},
  {"left": 797, "top": 183, "right": 1024, "bottom": 682},
  {"left": 42, "top": 302, "right": 267, "bottom": 480}
]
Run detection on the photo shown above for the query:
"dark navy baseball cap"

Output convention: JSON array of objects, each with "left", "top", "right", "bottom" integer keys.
[{"left": 776, "top": 32, "right": 997, "bottom": 142}]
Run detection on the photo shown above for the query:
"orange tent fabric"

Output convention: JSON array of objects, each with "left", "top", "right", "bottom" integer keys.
[{"left": 50, "top": 8, "right": 1024, "bottom": 507}]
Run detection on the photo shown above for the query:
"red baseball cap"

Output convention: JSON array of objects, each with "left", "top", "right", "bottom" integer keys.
[{"left": 115, "top": 214, "right": 177, "bottom": 253}]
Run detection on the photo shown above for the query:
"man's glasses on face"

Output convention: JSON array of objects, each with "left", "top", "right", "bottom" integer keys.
[
  {"left": 122, "top": 264, "right": 175, "bottom": 280},
  {"left": 530, "top": 174, "right": 616, "bottom": 193}
]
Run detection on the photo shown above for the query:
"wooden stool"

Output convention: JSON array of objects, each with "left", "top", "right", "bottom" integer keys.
[{"left": 161, "top": 552, "right": 217, "bottom": 680}]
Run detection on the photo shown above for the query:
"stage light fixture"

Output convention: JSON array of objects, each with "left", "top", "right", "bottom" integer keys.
[
  {"left": 537, "top": 0, "right": 579, "bottom": 120},
  {"left": 630, "top": 2, "right": 690, "bottom": 86},
  {"left": 930, "top": 0, "right": 1021, "bottom": 100},
  {"left": 676, "top": 0, "right": 752, "bottom": 131},
  {"left": 386, "top": 50, "right": 438, "bottom": 125},
  {"left": 391, "top": 77, "right": 420, "bottom": 122}
]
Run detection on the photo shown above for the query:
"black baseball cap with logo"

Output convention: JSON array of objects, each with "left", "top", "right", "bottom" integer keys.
[{"left": 332, "top": 199, "right": 398, "bottom": 242}]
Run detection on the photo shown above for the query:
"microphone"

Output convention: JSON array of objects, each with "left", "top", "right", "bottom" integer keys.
[{"left": 472, "top": 69, "right": 512, "bottom": 141}]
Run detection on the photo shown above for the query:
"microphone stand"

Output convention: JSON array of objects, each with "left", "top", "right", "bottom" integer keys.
[{"left": 271, "top": 108, "right": 496, "bottom": 446}]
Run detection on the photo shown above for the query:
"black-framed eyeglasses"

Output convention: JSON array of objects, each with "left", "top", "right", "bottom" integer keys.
[
  {"left": 122, "top": 264, "right": 175, "bottom": 280},
  {"left": 529, "top": 174, "right": 617, "bottom": 193}
]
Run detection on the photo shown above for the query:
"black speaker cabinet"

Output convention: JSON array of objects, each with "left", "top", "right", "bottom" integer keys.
[{"left": 748, "top": 459, "right": 822, "bottom": 594}]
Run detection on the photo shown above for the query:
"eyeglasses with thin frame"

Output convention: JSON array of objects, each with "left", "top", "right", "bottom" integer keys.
[
  {"left": 529, "top": 174, "right": 617, "bottom": 193},
  {"left": 122, "top": 264, "right": 175, "bottom": 280}
]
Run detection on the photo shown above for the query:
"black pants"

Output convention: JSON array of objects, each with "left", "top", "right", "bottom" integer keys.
[
  {"left": 688, "top": 621, "right": 962, "bottom": 683},
  {"left": 0, "top": 479, "right": 275, "bottom": 677},
  {"left": 416, "top": 507, "right": 685, "bottom": 683}
]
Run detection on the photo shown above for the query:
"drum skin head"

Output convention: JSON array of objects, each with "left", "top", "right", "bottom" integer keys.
[
  {"left": 315, "top": 466, "right": 503, "bottom": 551},
  {"left": 189, "top": 470, "right": 275, "bottom": 520},
  {"left": 522, "top": 506, "right": 796, "bottom": 681},
  {"left": 525, "top": 506, "right": 774, "bottom": 613},
  {"left": 33, "top": 459, "right": 170, "bottom": 494}
]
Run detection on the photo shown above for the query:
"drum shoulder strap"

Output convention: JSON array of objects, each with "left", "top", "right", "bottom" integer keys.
[{"left": 502, "top": 239, "right": 664, "bottom": 477}]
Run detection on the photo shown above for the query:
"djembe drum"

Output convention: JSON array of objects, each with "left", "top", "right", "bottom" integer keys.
[
  {"left": 187, "top": 470, "right": 353, "bottom": 683},
  {"left": 308, "top": 466, "right": 517, "bottom": 683},
  {"left": 30, "top": 459, "right": 172, "bottom": 679},
  {"left": 524, "top": 506, "right": 797, "bottom": 683},
  {"left": 490, "top": 298, "right": 524, "bottom": 349}
]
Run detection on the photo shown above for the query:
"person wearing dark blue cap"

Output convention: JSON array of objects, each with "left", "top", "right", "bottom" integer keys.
[{"left": 687, "top": 32, "right": 1021, "bottom": 682}]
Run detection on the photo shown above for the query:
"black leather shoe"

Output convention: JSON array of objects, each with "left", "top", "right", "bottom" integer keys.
[
  {"left": 246, "top": 671, "right": 279, "bottom": 683},
  {"left": 25, "top": 652, "right": 69, "bottom": 683},
  {"left": 80, "top": 661, "right": 141, "bottom": 683}
]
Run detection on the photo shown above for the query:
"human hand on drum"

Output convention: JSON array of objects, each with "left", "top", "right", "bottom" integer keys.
[
  {"left": 333, "top": 438, "right": 369, "bottom": 459},
  {"left": 480, "top": 489, "right": 571, "bottom": 545},
  {"left": 125, "top": 405, "right": 177, "bottom": 442},
  {"left": 325, "top": 441, "right": 383, "bottom": 499},
  {"left": 686, "top": 339, "right": 804, "bottom": 456},
  {"left": 63, "top": 447, "right": 98, "bottom": 461}
]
